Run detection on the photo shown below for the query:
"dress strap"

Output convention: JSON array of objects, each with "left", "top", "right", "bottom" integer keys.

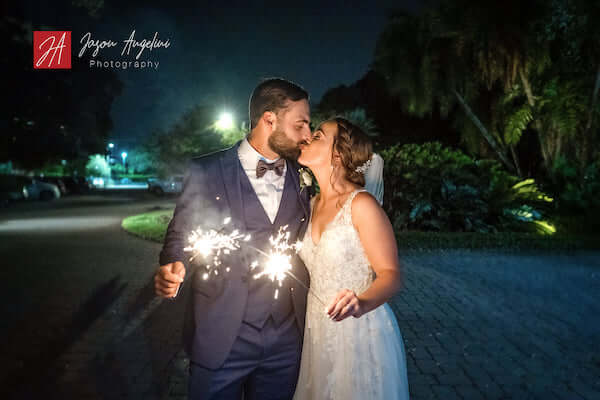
[
  {"left": 338, "top": 188, "right": 368, "bottom": 224},
  {"left": 347, "top": 188, "right": 367, "bottom": 204}
]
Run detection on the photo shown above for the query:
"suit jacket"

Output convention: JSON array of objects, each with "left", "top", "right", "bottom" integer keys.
[{"left": 159, "top": 140, "right": 311, "bottom": 369}]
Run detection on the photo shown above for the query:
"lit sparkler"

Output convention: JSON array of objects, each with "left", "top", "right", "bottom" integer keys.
[
  {"left": 183, "top": 221, "right": 324, "bottom": 306},
  {"left": 250, "top": 225, "right": 325, "bottom": 306},
  {"left": 184, "top": 217, "right": 251, "bottom": 280}
]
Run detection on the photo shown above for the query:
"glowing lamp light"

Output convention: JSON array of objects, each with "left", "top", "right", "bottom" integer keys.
[{"left": 216, "top": 112, "right": 234, "bottom": 131}]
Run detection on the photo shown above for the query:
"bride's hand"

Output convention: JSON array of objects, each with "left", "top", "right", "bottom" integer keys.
[{"left": 326, "top": 289, "right": 364, "bottom": 321}]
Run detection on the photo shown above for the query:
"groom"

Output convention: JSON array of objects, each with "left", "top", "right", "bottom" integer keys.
[{"left": 155, "top": 78, "right": 313, "bottom": 399}]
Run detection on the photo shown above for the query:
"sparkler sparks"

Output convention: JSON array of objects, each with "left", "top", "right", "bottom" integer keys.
[
  {"left": 250, "top": 225, "right": 325, "bottom": 306},
  {"left": 252, "top": 225, "right": 300, "bottom": 282},
  {"left": 184, "top": 217, "right": 251, "bottom": 278},
  {"left": 183, "top": 222, "right": 324, "bottom": 306}
]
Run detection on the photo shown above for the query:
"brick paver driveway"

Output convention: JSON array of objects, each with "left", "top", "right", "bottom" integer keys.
[{"left": 391, "top": 249, "right": 600, "bottom": 400}]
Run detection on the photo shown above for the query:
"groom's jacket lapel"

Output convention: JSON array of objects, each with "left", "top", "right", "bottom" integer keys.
[
  {"left": 287, "top": 160, "right": 310, "bottom": 218},
  {"left": 286, "top": 159, "right": 311, "bottom": 242},
  {"left": 219, "top": 141, "right": 246, "bottom": 232}
]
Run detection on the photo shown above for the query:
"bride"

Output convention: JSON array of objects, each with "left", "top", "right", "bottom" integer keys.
[{"left": 293, "top": 117, "right": 410, "bottom": 399}]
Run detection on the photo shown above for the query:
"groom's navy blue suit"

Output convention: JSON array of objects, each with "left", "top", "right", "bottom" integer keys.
[{"left": 159, "top": 140, "right": 311, "bottom": 399}]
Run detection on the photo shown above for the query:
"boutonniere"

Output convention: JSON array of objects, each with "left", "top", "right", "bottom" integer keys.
[{"left": 298, "top": 167, "right": 316, "bottom": 194}]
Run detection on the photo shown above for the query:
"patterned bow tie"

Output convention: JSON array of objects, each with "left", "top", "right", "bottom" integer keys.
[{"left": 256, "top": 158, "right": 285, "bottom": 178}]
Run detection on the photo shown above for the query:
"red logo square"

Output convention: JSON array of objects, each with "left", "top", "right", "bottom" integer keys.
[{"left": 33, "top": 31, "right": 72, "bottom": 69}]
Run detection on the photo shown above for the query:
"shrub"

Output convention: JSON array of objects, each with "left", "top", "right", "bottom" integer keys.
[
  {"left": 548, "top": 156, "right": 600, "bottom": 212},
  {"left": 85, "top": 154, "right": 111, "bottom": 178},
  {"left": 381, "top": 142, "right": 555, "bottom": 234}
]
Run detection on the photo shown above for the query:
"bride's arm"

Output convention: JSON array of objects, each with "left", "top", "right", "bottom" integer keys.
[{"left": 327, "top": 191, "right": 404, "bottom": 321}]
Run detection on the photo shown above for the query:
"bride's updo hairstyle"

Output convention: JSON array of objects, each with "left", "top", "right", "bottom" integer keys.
[{"left": 331, "top": 117, "right": 373, "bottom": 187}]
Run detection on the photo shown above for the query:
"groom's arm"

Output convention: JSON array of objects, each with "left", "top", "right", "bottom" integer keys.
[
  {"left": 156, "top": 159, "right": 206, "bottom": 298},
  {"left": 159, "top": 159, "right": 204, "bottom": 267}
]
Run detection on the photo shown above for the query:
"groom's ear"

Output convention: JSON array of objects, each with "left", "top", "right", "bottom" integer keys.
[{"left": 262, "top": 111, "right": 276, "bottom": 130}]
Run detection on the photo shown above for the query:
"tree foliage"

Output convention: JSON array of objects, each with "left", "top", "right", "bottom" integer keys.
[
  {"left": 373, "top": 0, "right": 600, "bottom": 185},
  {"left": 0, "top": 0, "right": 122, "bottom": 169},
  {"left": 143, "top": 105, "right": 242, "bottom": 177},
  {"left": 85, "top": 154, "right": 110, "bottom": 177}
]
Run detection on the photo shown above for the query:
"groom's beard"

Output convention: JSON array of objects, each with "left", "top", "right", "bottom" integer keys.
[{"left": 268, "top": 127, "right": 301, "bottom": 160}]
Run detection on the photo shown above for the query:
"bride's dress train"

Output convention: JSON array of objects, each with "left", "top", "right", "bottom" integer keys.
[{"left": 293, "top": 189, "right": 410, "bottom": 399}]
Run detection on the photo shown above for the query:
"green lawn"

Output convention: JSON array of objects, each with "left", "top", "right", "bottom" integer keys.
[
  {"left": 122, "top": 208, "right": 599, "bottom": 250},
  {"left": 121, "top": 209, "right": 173, "bottom": 242}
]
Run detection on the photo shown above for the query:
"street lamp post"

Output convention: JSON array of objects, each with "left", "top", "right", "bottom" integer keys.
[
  {"left": 106, "top": 142, "right": 115, "bottom": 162},
  {"left": 121, "top": 151, "right": 128, "bottom": 175}
]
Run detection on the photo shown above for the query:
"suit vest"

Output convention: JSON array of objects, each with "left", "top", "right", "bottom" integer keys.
[{"left": 239, "top": 162, "right": 304, "bottom": 329}]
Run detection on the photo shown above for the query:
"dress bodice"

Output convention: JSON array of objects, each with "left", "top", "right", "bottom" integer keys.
[{"left": 299, "top": 188, "right": 375, "bottom": 301}]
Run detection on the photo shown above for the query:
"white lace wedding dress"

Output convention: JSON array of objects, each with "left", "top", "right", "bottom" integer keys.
[{"left": 293, "top": 188, "right": 410, "bottom": 400}]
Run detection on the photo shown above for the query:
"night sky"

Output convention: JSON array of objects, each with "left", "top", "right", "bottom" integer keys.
[{"left": 30, "top": 0, "right": 423, "bottom": 145}]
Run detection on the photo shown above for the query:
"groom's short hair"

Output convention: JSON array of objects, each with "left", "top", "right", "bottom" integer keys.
[{"left": 249, "top": 78, "right": 309, "bottom": 129}]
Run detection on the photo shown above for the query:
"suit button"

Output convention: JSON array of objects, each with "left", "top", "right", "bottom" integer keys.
[{"left": 241, "top": 276, "right": 248, "bottom": 283}]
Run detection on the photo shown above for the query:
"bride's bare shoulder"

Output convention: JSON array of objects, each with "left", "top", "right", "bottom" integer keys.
[
  {"left": 352, "top": 190, "right": 380, "bottom": 209},
  {"left": 350, "top": 190, "right": 385, "bottom": 224}
]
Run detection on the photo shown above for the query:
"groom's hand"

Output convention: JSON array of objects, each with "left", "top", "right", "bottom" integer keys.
[{"left": 155, "top": 261, "right": 185, "bottom": 298}]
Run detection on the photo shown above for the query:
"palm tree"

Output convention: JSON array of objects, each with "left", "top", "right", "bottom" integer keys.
[
  {"left": 431, "top": 0, "right": 600, "bottom": 173},
  {"left": 375, "top": 0, "right": 600, "bottom": 177},
  {"left": 374, "top": 8, "right": 518, "bottom": 173}
]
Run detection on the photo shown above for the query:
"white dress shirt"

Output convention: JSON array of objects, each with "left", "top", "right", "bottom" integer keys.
[{"left": 237, "top": 138, "right": 287, "bottom": 223}]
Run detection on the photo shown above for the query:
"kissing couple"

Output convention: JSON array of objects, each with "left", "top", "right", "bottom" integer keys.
[{"left": 155, "top": 78, "right": 410, "bottom": 399}]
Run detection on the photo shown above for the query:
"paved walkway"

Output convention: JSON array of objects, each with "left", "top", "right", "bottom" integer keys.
[{"left": 394, "top": 249, "right": 600, "bottom": 400}]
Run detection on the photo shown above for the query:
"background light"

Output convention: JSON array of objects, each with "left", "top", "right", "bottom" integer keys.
[{"left": 216, "top": 112, "right": 234, "bottom": 131}]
